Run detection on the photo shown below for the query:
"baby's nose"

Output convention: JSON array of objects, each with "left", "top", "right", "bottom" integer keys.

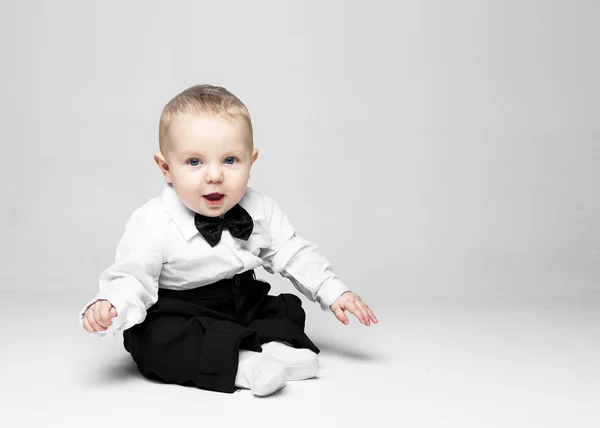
[{"left": 205, "top": 165, "right": 224, "bottom": 182}]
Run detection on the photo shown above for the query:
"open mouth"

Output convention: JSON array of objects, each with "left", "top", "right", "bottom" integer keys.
[{"left": 203, "top": 193, "right": 224, "bottom": 204}]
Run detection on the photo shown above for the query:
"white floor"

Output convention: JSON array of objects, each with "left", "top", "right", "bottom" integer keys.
[{"left": 2, "top": 290, "right": 599, "bottom": 428}]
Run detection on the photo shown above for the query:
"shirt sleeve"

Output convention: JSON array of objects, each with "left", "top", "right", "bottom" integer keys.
[
  {"left": 258, "top": 196, "right": 351, "bottom": 312},
  {"left": 78, "top": 210, "right": 164, "bottom": 338}
]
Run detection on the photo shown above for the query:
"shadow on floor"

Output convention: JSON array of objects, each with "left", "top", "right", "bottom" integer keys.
[{"left": 313, "top": 338, "right": 389, "bottom": 363}]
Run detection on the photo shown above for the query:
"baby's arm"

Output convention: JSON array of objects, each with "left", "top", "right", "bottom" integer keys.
[
  {"left": 266, "top": 237, "right": 350, "bottom": 311},
  {"left": 258, "top": 195, "right": 351, "bottom": 311},
  {"left": 79, "top": 210, "right": 163, "bottom": 338},
  {"left": 263, "top": 230, "right": 378, "bottom": 325}
]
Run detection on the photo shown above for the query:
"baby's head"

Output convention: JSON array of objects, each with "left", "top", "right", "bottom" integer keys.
[{"left": 154, "top": 84, "right": 259, "bottom": 218}]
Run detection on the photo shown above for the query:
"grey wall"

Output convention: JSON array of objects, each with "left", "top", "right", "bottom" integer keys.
[{"left": 1, "top": 0, "right": 598, "bottom": 299}]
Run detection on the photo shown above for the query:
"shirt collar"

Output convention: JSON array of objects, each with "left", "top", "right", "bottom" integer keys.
[
  {"left": 160, "top": 183, "right": 260, "bottom": 241},
  {"left": 161, "top": 183, "right": 199, "bottom": 241}
]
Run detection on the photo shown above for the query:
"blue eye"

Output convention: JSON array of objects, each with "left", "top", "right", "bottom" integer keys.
[
  {"left": 188, "top": 158, "right": 200, "bottom": 166},
  {"left": 224, "top": 157, "right": 237, "bottom": 164}
]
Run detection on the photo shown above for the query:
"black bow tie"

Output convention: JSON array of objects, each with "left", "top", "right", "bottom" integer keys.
[{"left": 194, "top": 204, "right": 254, "bottom": 247}]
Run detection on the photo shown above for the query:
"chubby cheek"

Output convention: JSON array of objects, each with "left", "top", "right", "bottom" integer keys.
[
  {"left": 170, "top": 174, "right": 199, "bottom": 199},
  {"left": 230, "top": 176, "right": 251, "bottom": 194},
  {"left": 172, "top": 168, "right": 201, "bottom": 187},
  {"left": 177, "top": 188, "right": 205, "bottom": 213}
]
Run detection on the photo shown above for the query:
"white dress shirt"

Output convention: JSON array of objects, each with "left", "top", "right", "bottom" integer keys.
[{"left": 79, "top": 183, "right": 351, "bottom": 338}]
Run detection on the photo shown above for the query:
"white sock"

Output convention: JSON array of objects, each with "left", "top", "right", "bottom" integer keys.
[
  {"left": 235, "top": 350, "right": 287, "bottom": 396},
  {"left": 261, "top": 341, "right": 319, "bottom": 381}
]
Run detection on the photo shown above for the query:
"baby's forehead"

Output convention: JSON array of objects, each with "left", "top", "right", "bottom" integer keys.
[
  {"left": 166, "top": 113, "right": 253, "bottom": 154},
  {"left": 171, "top": 111, "right": 250, "bottom": 134}
]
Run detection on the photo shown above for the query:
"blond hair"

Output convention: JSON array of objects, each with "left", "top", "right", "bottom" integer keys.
[{"left": 158, "top": 84, "right": 253, "bottom": 154}]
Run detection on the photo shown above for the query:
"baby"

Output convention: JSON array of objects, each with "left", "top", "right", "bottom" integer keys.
[{"left": 80, "top": 84, "right": 377, "bottom": 396}]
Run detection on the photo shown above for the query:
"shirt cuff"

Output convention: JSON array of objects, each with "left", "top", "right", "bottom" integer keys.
[{"left": 316, "top": 278, "right": 351, "bottom": 312}]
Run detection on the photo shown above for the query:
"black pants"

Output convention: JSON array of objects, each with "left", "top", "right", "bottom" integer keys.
[{"left": 123, "top": 269, "right": 320, "bottom": 393}]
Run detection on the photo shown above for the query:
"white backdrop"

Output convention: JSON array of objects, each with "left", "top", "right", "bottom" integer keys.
[{"left": 1, "top": 0, "right": 598, "bottom": 300}]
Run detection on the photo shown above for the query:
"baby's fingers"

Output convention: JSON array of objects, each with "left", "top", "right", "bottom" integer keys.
[
  {"left": 99, "top": 302, "right": 116, "bottom": 326},
  {"left": 84, "top": 310, "right": 107, "bottom": 332},
  {"left": 347, "top": 301, "right": 368, "bottom": 325},
  {"left": 366, "top": 306, "right": 378, "bottom": 324},
  {"left": 92, "top": 302, "right": 110, "bottom": 328},
  {"left": 82, "top": 317, "right": 94, "bottom": 333},
  {"left": 332, "top": 306, "right": 349, "bottom": 325},
  {"left": 355, "top": 300, "right": 372, "bottom": 325}
]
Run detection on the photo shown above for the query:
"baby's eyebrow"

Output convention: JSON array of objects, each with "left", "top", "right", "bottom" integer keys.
[
  {"left": 180, "top": 151, "right": 203, "bottom": 157},
  {"left": 179, "top": 150, "right": 246, "bottom": 157}
]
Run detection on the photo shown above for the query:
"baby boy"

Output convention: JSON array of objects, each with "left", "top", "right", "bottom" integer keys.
[{"left": 80, "top": 84, "right": 377, "bottom": 396}]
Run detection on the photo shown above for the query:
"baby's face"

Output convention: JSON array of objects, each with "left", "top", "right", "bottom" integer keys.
[{"left": 158, "top": 113, "right": 258, "bottom": 217}]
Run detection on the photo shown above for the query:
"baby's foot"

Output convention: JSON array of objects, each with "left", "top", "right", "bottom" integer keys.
[
  {"left": 261, "top": 341, "right": 319, "bottom": 381},
  {"left": 235, "top": 350, "right": 287, "bottom": 397},
  {"left": 251, "top": 354, "right": 287, "bottom": 396}
]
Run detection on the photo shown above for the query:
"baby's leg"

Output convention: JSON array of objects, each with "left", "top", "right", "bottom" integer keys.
[
  {"left": 235, "top": 350, "right": 287, "bottom": 396},
  {"left": 261, "top": 341, "right": 319, "bottom": 381}
]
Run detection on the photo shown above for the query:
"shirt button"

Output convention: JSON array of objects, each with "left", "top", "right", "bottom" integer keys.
[{"left": 234, "top": 277, "right": 241, "bottom": 287}]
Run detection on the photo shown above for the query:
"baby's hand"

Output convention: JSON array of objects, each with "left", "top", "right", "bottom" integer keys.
[
  {"left": 82, "top": 299, "right": 118, "bottom": 333},
  {"left": 330, "top": 292, "right": 378, "bottom": 326}
]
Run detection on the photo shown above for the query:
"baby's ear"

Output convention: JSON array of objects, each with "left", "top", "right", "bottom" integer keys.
[
  {"left": 251, "top": 148, "right": 259, "bottom": 164},
  {"left": 154, "top": 152, "right": 172, "bottom": 182}
]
